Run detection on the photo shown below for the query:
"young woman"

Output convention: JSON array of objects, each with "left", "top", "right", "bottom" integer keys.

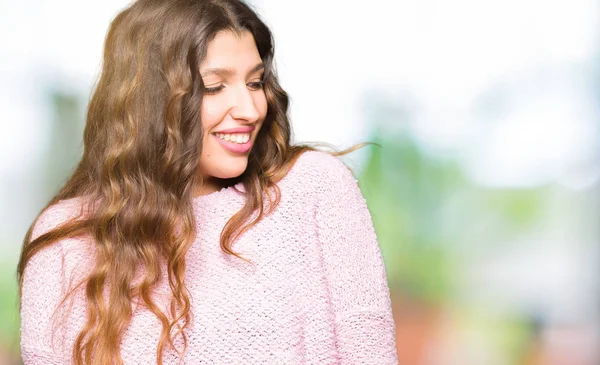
[{"left": 17, "top": 0, "right": 398, "bottom": 364}]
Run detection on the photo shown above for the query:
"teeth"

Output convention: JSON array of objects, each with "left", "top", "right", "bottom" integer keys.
[{"left": 214, "top": 132, "right": 251, "bottom": 144}]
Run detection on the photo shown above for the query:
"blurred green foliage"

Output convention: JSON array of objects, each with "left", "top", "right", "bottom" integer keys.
[
  {"left": 45, "top": 91, "right": 85, "bottom": 198},
  {"left": 358, "top": 129, "right": 546, "bottom": 306},
  {"left": 0, "top": 264, "right": 19, "bottom": 353},
  {"left": 359, "top": 133, "right": 461, "bottom": 303}
]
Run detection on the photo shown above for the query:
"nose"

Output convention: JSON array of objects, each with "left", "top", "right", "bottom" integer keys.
[{"left": 229, "top": 85, "right": 260, "bottom": 123}]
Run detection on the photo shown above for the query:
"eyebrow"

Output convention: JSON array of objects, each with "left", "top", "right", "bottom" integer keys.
[{"left": 200, "top": 62, "right": 265, "bottom": 78}]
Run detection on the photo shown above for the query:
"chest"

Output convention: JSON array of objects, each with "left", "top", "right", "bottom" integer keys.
[{"left": 116, "top": 209, "right": 335, "bottom": 363}]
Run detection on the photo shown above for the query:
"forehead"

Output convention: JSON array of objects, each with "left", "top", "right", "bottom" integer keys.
[{"left": 200, "top": 30, "right": 261, "bottom": 72}]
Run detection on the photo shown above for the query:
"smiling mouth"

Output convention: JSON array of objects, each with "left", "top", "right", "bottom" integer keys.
[{"left": 213, "top": 132, "right": 251, "bottom": 144}]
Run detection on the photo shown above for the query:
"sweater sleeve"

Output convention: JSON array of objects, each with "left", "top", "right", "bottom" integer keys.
[
  {"left": 313, "top": 154, "right": 398, "bottom": 364},
  {"left": 20, "top": 204, "right": 73, "bottom": 364}
]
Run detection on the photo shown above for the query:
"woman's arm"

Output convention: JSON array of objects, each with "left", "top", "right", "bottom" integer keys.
[{"left": 314, "top": 154, "right": 398, "bottom": 364}]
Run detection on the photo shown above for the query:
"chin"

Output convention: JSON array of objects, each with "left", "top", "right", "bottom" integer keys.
[{"left": 212, "top": 160, "right": 249, "bottom": 180}]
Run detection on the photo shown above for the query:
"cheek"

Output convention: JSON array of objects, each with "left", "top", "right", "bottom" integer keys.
[
  {"left": 256, "top": 92, "right": 268, "bottom": 121},
  {"left": 200, "top": 104, "right": 220, "bottom": 159},
  {"left": 200, "top": 99, "right": 226, "bottom": 132}
]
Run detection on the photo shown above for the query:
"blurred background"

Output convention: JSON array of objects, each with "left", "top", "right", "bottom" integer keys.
[{"left": 1, "top": 0, "right": 599, "bottom": 364}]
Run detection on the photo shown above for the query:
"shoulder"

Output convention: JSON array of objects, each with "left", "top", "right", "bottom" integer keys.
[
  {"left": 287, "top": 150, "right": 357, "bottom": 188},
  {"left": 25, "top": 197, "right": 92, "bottom": 281},
  {"left": 31, "top": 197, "right": 88, "bottom": 241}
]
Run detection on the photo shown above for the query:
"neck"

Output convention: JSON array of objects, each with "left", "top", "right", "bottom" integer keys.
[{"left": 193, "top": 177, "right": 223, "bottom": 197}]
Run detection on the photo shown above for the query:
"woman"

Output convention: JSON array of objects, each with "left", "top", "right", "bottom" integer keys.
[{"left": 17, "top": 0, "right": 398, "bottom": 364}]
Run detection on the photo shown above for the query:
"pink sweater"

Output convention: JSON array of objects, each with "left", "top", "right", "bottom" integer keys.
[{"left": 20, "top": 151, "right": 398, "bottom": 364}]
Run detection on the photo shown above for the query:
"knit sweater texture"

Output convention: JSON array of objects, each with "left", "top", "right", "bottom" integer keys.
[{"left": 20, "top": 150, "right": 398, "bottom": 364}]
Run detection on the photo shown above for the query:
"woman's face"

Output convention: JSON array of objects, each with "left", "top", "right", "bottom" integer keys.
[{"left": 196, "top": 30, "right": 267, "bottom": 195}]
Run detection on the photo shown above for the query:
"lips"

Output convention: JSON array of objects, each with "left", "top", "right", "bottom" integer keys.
[{"left": 210, "top": 125, "right": 256, "bottom": 154}]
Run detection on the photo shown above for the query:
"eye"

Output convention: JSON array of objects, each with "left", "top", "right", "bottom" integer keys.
[
  {"left": 203, "top": 84, "right": 225, "bottom": 94},
  {"left": 247, "top": 73, "right": 265, "bottom": 91},
  {"left": 247, "top": 80, "right": 265, "bottom": 91}
]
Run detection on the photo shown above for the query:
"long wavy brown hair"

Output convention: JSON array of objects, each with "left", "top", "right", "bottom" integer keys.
[{"left": 17, "top": 0, "right": 366, "bottom": 364}]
